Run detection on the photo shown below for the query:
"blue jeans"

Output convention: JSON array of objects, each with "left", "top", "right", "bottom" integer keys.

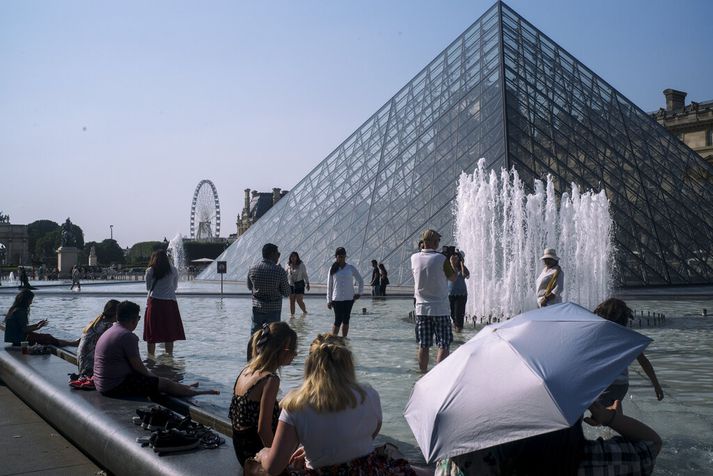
[
  {"left": 248, "top": 308, "right": 282, "bottom": 361},
  {"left": 251, "top": 308, "right": 282, "bottom": 334}
]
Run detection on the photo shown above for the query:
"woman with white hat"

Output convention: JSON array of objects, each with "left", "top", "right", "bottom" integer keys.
[{"left": 535, "top": 248, "right": 564, "bottom": 307}]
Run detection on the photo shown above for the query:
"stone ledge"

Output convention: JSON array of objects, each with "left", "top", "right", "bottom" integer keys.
[{"left": 0, "top": 348, "right": 241, "bottom": 476}]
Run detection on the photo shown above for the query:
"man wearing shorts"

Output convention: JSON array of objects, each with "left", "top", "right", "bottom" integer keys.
[
  {"left": 411, "top": 229, "right": 456, "bottom": 372},
  {"left": 93, "top": 301, "right": 218, "bottom": 398}
]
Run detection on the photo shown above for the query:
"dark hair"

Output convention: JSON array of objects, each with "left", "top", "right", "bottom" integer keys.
[
  {"left": 116, "top": 301, "right": 141, "bottom": 322},
  {"left": 5, "top": 289, "right": 34, "bottom": 320},
  {"left": 494, "top": 420, "right": 585, "bottom": 475},
  {"left": 593, "top": 298, "right": 632, "bottom": 327},
  {"left": 371, "top": 260, "right": 378, "bottom": 267},
  {"left": 378, "top": 263, "right": 387, "bottom": 274},
  {"left": 330, "top": 247, "right": 347, "bottom": 275},
  {"left": 148, "top": 249, "right": 171, "bottom": 280},
  {"left": 102, "top": 299, "right": 120, "bottom": 319},
  {"left": 262, "top": 243, "right": 279, "bottom": 259},
  {"left": 288, "top": 251, "right": 302, "bottom": 266}
]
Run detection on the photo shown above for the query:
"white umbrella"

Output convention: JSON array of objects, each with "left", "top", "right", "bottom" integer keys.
[
  {"left": 190, "top": 258, "right": 214, "bottom": 263},
  {"left": 403, "top": 302, "right": 651, "bottom": 463}
]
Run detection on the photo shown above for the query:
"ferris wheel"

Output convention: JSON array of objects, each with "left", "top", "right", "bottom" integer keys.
[{"left": 190, "top": 179, "right": 221, "bottom": 241}]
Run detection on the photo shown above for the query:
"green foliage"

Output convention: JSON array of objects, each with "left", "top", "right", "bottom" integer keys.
[
  {"left": 35, "top": 230, "right": 61, "bottom": 261},
  {"left": 27, "top": 219, "right": 84, "bottom": 263},
  {"left": 127, "top": 241, "right": 164, "bottom": 266},
  {"left": 28, "top": 220, "right": 59, "bottom": 260},
  {"left": 82, "top": 239, "right": 125, "bottom": 265},
  {"left": 67, "top": 223, "right": 84, "bottom": 249}
]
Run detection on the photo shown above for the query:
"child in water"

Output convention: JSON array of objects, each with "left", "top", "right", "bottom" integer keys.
[{"left": 594, "top": 298, "right": 664, "bottom": 406}]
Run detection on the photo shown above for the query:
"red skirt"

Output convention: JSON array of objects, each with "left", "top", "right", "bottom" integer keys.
[{"left": 143, "top": 297, "right": 186, "bottom": 343}]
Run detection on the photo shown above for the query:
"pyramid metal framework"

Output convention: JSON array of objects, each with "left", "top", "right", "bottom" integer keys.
[{"left": 202, "top": 2, "right": 713, "bottom": 287}]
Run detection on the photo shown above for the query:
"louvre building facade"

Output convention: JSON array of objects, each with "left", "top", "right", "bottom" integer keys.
[{"left": 201, "top": 2, "right": 713, "bottom": 287}]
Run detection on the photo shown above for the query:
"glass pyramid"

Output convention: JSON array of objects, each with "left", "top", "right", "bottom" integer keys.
[{"left": 201, "top": 2, "right": 713, "bottom": 287}]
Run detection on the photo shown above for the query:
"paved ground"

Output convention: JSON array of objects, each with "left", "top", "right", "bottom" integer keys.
[{"left": 0, "top": 380, "right": 104, "bottom": 476}]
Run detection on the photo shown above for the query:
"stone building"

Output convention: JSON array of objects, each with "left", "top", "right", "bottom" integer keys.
[
  {"left": 236, "top": 188, "right": 288, "bottom": 237},
  {"left": 0, "top": 222, "right": 29, "bottom": 265},
  {"left": 652, "top": 89, "right": 713, "bottom": 165}
]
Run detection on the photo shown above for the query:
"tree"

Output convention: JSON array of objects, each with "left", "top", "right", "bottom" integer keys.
[
  {"left": 28, "top": 220, "right": 59, "bottom": 261},
  {"left": 96, "top": 239, "right": 125, "bottom": 265},
  {"left": 27, "top": 219, "right": 85, "bottom": 263},
  {"left": 127, "top": 241, "right": 164, "bottom": 266},
  {"left": 35, "top": 230, "right": 61, "bottom": 262}
]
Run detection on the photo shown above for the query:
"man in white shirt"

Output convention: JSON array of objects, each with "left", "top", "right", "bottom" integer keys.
[{"left": 411, "top": 229, "right": 456, "bottom": 372}]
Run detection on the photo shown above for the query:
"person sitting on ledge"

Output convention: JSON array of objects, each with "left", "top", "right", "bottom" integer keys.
[
  {"left": 3, "top": 289, "right": 79, "bottom": 347},
  {"left": 252, "top": 334, "right": 415, "bottom": 475},
  {"left": 76, "top": 299, "right": 120, "bottom": 377},
  {"left": 435, "top": 400, "right": 661, "bottom": 476},
  {"left": 93, "top": 300, "right": 219, "bottom": 399}
]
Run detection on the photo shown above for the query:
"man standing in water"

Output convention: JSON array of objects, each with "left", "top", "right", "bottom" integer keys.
[
  {"left": 246, "top": 243, "right": 290, "bottom": 360},
  {"left": 411, "top": 229, "right": 456, "bottom": 372}
]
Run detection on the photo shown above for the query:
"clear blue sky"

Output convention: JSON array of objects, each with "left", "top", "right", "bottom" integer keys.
[{"left": 2, "top": 0, "right": 711, "bottom": 247}]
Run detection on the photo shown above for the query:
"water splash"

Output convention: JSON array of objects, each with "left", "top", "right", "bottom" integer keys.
[
  {"left": 167, "top": 233, "right": 186, "bottom": 277},
  {"left": 454, "top": 158, "right": 613, "bottom": 319}
]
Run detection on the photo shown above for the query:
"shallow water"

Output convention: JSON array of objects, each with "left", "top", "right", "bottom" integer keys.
[{"left": 1, "top": 283, "right": 711, "bottom": 473}]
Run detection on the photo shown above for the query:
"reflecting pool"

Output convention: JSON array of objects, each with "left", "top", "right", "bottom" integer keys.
[{"left": 1, "top": 283, "right": 711, "bottom": 473}]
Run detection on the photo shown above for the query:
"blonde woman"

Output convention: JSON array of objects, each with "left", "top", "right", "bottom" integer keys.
[
  {"left": 252, "top": 334, "right": 415, "bottom": 475},
  {"left": 229, "top": 322, "right": 298, "bottom": 467},
  {"left": 77, "top": 299, "right": 119, "bottom": 377}
]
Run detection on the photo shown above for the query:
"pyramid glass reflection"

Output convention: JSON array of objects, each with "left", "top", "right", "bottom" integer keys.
[{"left": 201, "top": 2, "right": 713, "bottom": 286}]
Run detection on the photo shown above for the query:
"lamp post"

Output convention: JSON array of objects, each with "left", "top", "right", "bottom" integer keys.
[{"left": 110, "top": 225, "right": 114, "bottom": 240}]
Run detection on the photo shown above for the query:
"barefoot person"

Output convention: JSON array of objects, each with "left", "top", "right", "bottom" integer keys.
[
  {"left": 286, "top": 252, "right": 310, "bottom": 317},
  {"left": 326, "top": 247, "right": 363, "bottom": 338},
  {"left": 536, "top": 248, "right": 564, "bottom": 307},
  {"left": 411, "top": 229, "right": 456, "bottom": 372},
  {"left": 247, "top": 243, "right": 290, "bottom": 361},
  {"left": 143, "top": 249, "right": 185, "bottom": 357},
  {"left": 4, "top": 289, "right": 79, "bottom": 347},
  {"left": 93, "top": 301, "right": 218, "bottom": 398},
  {"left": 448, "top": 251, "right": 470, "bottom": 333},
  {"left": 594, "top": 298, "right": 665, "bottom": 406},
  {"left": 436, "top": 400, "right": 661, "bottom": 475}
]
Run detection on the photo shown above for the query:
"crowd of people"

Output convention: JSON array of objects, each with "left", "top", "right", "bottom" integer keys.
[
  {"left": 0, "top": 265, "right": 125, "bottom": 284},
  {"left": 2, "top": 234, "right": 665, "bottom": 475}
]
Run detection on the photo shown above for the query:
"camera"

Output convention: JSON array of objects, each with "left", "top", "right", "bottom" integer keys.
[{"left": 441, "top": 245, "right": 465, "bottom": 261}]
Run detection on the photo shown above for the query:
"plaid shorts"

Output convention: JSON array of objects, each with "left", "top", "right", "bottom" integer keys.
[{"left": 415, "top": 315, "right": 453, "bottom": 349}]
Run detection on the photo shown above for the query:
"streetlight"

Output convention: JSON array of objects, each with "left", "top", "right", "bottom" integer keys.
[{"left": 110, "top": 225, "right": 114, "bottom": 240}]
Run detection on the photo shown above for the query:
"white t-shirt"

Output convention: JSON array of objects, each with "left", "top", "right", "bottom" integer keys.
[
  {"left": 279, "top": 384, "right": 382, "bottom": 469},
  {"left": 411, "top": 249, "right": 450, "bottom": 316},
  {"left": 145, "top": 265, "right": 178, "bottom": 301},
  {"left": 326, "top": 264, "right": 364, "bottom": 302},
  {"left": 286, "top": 262, "right": 309, "bottom": 286}
]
